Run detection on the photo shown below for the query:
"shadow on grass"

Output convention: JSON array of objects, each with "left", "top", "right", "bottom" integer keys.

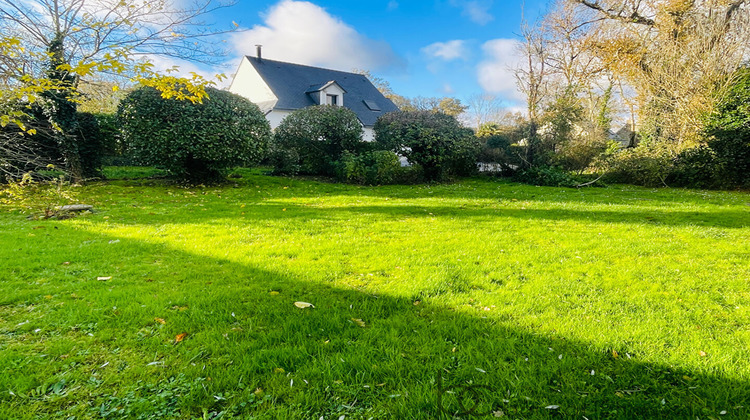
[
  {"left": 235, "top": 172, "right": 750, "bottom": 206},
  {"left": 0, "top": 221, "right": 748, "bottom": 419},
  {"left": 121, "top": 198, "right": 750, "bottom": 231}
]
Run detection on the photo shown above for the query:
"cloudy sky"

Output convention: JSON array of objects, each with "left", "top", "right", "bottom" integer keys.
[{"left": 194, "top": 0, "right": 550, "bottom": 110}]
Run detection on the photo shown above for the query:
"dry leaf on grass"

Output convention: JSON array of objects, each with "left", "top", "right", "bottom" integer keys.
[
  {"left": 351, "top": 318, "right": 366, "bottom": 328},
  {"left": 154, "top": 318, "right": 166, "bottom": 325},
  {"left": 175, "top": 333, "right": 187, "bottom": 343},
  {"left": 97, "top": 276, "right": 112, "bottom": 281},
  {"left": 294, "top": 301, "right": 314, "bottom": 309}
]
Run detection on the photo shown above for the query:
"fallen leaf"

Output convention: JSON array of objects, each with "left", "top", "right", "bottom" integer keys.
[
  {"left": 612, "top": 350, "right": 619, "bottom": 359},
  {"left": 294, "top": 301, "right": 314, "bottom": 309},
  {"left": 351, "top": 318, "right": 366, "bottom": 328},
  {"left": 97, "top": 276, "right": 112, "bottom": 281},
  {"left": 269, "top": 291, "right": 280, "bottom": 295},
  {"left": 545, "top": 405, "right": 559, "bottom": 410},
  {"left": 274, "top": 367, "right": 285, "bottom": 374},
  {"left": 413, "top": 300, "right": 421, "bottom": 306},
  {"left": 154, "top": 317, "right": 166, "bottom": 325},
  {"left": 44, "top": 295, "right": 53, "bottom": 300},
  {"left": 175, "top": 332, "right": 187, "bottom": 343},
  {"left": 62, "top": 262, "right": 70, "bottom": 265},
  {"left": 699, "top": 351, "right": 707, "bottom": 357}
]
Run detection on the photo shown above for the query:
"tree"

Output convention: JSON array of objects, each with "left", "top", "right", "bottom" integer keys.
[
  {"left": 465, "top": 94, "right": 503, "bottom": 129},
  {"left": 271, "top": 106, "right": 365, "bottom": 176},
  {"left": 399, "top": 96, "right": 468, "bottom": 117},
  {"left": 515, "top": 18, "right": 550, "bottom": 167},
  {"left": 0, "top": 0, "right": 234, "bottom": 180},
  {"left": 572, "top": 0, "right": 750, "bottom": 148},
  {"left": 119, "top": 87, "right": 271, "bottom": 182},
  {"left": 374, "top": 111, "right": 479, "bottom": 181}
]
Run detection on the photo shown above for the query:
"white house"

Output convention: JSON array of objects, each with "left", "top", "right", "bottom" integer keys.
[{"left": 228, "top": 50, "right": 399, "bottom": 141}]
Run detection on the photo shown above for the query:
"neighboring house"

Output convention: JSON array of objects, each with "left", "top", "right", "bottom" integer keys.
[
  {"left": 608, "top": 123, "right": 637, "bottom": 148},
  {"left": 228, "top": 51, "right": 399, "bottom": 141}
]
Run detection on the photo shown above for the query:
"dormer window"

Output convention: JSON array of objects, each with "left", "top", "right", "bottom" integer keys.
[{"left": 307, "top": 81, "right": 346, "bottom": 107}]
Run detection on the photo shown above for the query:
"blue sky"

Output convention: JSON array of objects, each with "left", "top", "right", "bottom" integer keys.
[{"left": 190, "top": 0, "right": 551, "bottom": 109}]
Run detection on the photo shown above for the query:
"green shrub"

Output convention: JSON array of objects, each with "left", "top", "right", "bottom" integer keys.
[
  {"left": 118, "top": 86, "right": 271, "bottom": 182},
  {"left": 94, "top": 113, "right": 132, "bottom": 166},
  {"left": 268, "top": 146, "right": 301, "bottom": 176},
  {"left": 476, "top": 123, "right": 524, "bottom": 175},
  {"left": 603, "top": 146, "right": 674, "bottom": 187},
  {"left": 74, "top": 112, "right": 104, "bottom": 178},
  {"left": 374, "top": 111, "right": 479, "bottom": 181},
  {"left": 272, "top": 106, "right": 364, "bottom": 176},
  {"left": 336, "top": 150, "right": 403, "bottom": 185},
  {"left": 666, "top": 146, "right": 721, "bottom": 188},
  {"left": 704, "top": 67, "right": 750, "bottom": 187}
]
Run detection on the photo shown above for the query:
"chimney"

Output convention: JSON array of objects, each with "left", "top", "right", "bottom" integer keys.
[{"left": 255, "top": 44, "right": 262, "bottom": 62}]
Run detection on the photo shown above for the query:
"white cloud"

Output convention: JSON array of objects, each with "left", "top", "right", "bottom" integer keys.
[
  {"left": 451, "top": 0, "right": 494, "bottom": 25},
  {"left": 230, "top": 0, "right": 403, "bottom": 72},
  {"left": 477, "top": 38, "right": 525, "bottom": 103},
  {"left": 421, "top": 40, "right": 468, "bottom": 61}
]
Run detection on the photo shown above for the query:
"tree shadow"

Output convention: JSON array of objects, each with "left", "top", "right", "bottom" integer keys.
[
  {"left": 117, "top": 198, "right": 750, "bottom": 231},
  {"left": 1, "top": 222, "right": 748, "bottom": 419}
]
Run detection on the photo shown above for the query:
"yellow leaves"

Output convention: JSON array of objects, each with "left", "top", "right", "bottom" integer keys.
[
  {"left": 350, "top": 318, "right": 366, "bottom": 328},
  {"left": 294, "top": 301, "right": 314, "bottom": 309},
  {"left": 699, "top": 350, "right": 707, "bottom": 357},
  {"left": 274, "top": 367, "right": 285, "bottom": 374},
  {"left": 612, "top": 350, "right": 619, "bottom": 359},
  {"left": 174, "top": 332, "right": 187, "bottom": 343},
  {"left": 112, "top": 85, "right": 120, "bottom": 92},
  {"left": 154, "top": 317, "right": 166, "bottom": 325},
  {"left": 269, "top": 291, "right": 279, "bottom": 295}
]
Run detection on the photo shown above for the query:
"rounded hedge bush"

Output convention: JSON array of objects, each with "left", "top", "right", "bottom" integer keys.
[
  {"left": 374, "top": 111, "right": 479, "bottom": 181},
  {"left": 271, "top": 105, "right": 364, "bottom": 176},
  {"left": 118, "top": 87, "right": 271, "bottom": 181}
]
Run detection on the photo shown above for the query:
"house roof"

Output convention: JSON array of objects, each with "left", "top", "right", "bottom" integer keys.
[{"left": 244, "top": 56, "right": 399, "bottom": 127}]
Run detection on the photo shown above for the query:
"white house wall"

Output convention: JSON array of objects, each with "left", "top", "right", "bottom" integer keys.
[
  {"left": 229, "top": 58, "right": 277, "bottom": 112},
  {"left": 362, "top": 127, "right": 375, "bottom": 142},
  {"left": 266, "top": 110, "right": 293, "bottom": 130}
]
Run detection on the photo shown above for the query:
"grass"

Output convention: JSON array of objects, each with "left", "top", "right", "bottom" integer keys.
[{"left": 1, "top": 167, "right": 749, "bottom": 419}]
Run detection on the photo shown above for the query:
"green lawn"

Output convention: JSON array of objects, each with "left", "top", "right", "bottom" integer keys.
[{"left": 1, "top": 168, "right": 749, "bottom": 419}]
